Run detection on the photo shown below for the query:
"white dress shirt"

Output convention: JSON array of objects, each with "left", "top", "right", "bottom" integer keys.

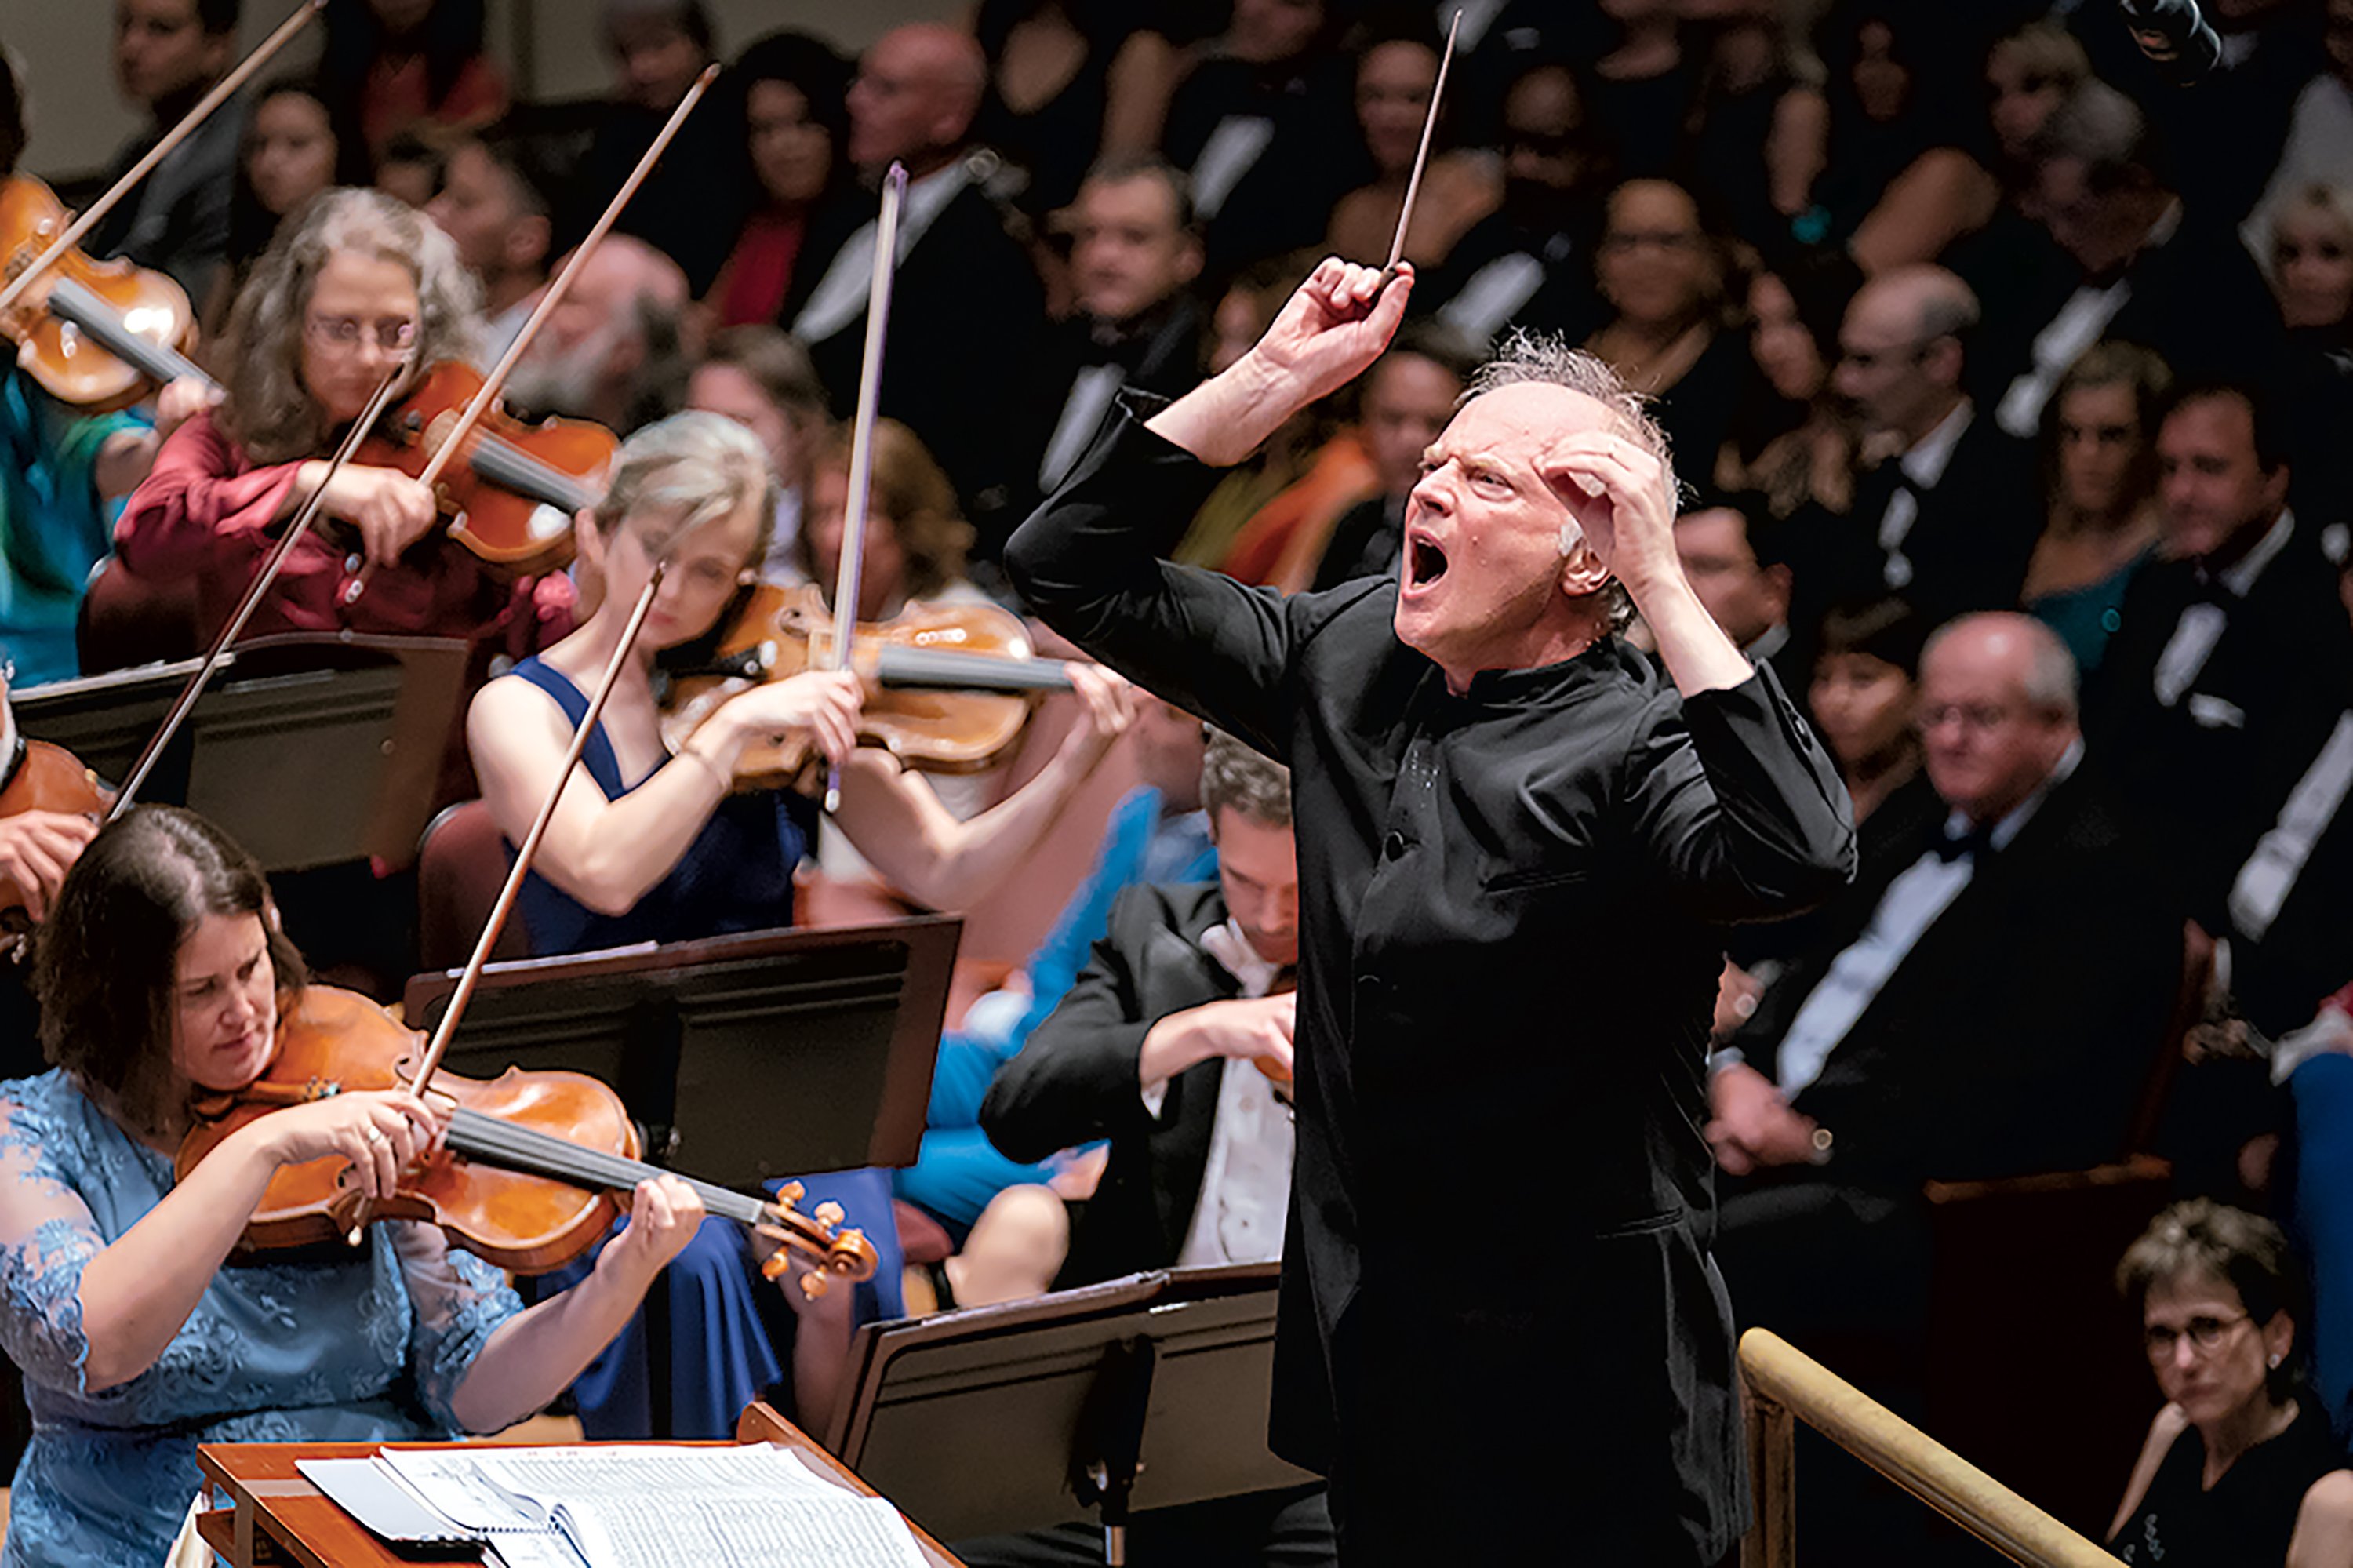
[
  {"left": 1874, "top": 401, "right": 1973, "bottom": 590},
  {"left": 2151, "top": 510, "right": 2293, "bottom": 714}
]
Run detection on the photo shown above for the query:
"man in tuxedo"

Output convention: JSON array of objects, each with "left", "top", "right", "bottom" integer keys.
[
  {"left": 1981, "top": 79, "right": 2281, "bottom": 439},
  {"left": 1007, "top": 257, "right": 1853, "bottom": 1565},
  {"left": 1813, "top": 267, "right": 2040, "bottom": 632},
  {"left": 2088, "top": 380, "right": 2353, "bottom": 916},
  {"left": 1712, "top": 613, "right": 2180, "bottom": 1344},
  {"left": 1675, "top": 491, "right": 1802, "bottom": 691},
  {"left": 1028, "top": 160, "right": 1207, "bottom": 508},
  {"left": 789, "top": 24, "right": 1046, "bottom": 550}
]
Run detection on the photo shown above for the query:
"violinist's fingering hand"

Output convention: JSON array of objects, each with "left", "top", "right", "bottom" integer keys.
[
  {"left": 153, "top": 376, "right": 220, "bottom": 443},
  {"left": 1059, "top": 663, "right": 1136, "bottom": 770},
  {"left": 602, "top": 1175, "right": 706, "bottom": 1286},
  {"left": 0, "top": 809, "right": 98, "bottom": 922}
]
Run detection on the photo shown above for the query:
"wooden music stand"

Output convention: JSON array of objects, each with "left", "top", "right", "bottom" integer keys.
[
  {"left": 196, "top": 1402, "right": 966, "bottom": 1567},
  {"left": 16, "top": 633, "right": 470, "bottom": 871},
  {"left": 827, "top": 1264, "right": 1317, "bottom": 1558},
  {"left": 400, "top": 919, "right": 959, "bottom": 1184}
]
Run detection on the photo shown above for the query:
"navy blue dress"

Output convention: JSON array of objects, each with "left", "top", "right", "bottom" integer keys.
[{"left": 499, "top": 658, "right": 903, "bottom": 1439}]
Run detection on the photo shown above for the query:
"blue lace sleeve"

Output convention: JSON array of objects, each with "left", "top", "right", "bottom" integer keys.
[
  {"left": 386, "top": 1222, "right": 526, "bottom": 1432},
  {"left": 0, "top": 1092, "right": 105, "bottom": 1396}
]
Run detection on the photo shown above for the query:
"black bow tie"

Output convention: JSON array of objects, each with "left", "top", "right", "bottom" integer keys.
[{"left": 1936, "top": 821, "right": 1998, "bottom": 863}]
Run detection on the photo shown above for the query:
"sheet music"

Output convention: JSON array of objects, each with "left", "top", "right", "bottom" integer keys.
[{"left": 556, "top": 1493, "right": 930, "bottom": 1568}]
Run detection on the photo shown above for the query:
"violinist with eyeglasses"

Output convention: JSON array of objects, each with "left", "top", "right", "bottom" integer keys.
[{"left": 0, "top": 805, "right": 704, "bottom": 1568}]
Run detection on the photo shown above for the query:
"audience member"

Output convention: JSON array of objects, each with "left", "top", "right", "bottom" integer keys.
[
  {"left": 1812, "top": 264, "right": 2038, "bottom": 630},
  {"left": 791, "top": 23, "right": 1046, "bottom": 551},
  {"left": 2088, "top": 380, "right": 2353, "bottom": 919},
  {"left": 1583, "top": 178, "right": 1750, "bottom": 489},
  {"left": 1800, "top": 2, "right": 2000, "bottom": 275},
  {"left": 1415, "top": 58, "right": 1608, "bottom": 353},
  {"left": 2021, "top": 342, "right": 2169, "bottom": 678},
  {"left": 683, "top": 325, "right": 827, "bottom": 584},
  {"left": 421, "top": 128, "right": 558, "bottom": 362},
  {"left": 1715, "top": 615, "right": 2180, "bottom": 1354},
  {"left": 89, "top": 0, "right": 245, "bottom": 304},
  {"left": 1805, "top": 596, "right": 1929, "bottom": 834},
  {"left": 1031, "top": 157, "right": 1206, "bottom": 506},
  {"left": 1322, "top": 27, "right": 1498, "bottom": 274},
  {"left": 1678, "top": 0, "right": 1829, "bottom": 255},
  {"left": 320, "top": 0, "right": 508, "bottom": 163},
  {"left": 705, "top": 31, "right": 849, "bottom": 330},
  {"left": 970, "top": 731, "right": 1334, "bottom": 1567},
  {"left": 2264, "top": 183, "right": 2353, "bottom": 526},
  {"left": 2108, "top": 1201, "right": 2353, "bottom": 1566},
  {"left": 1586, "top": 0, "right": 1696, "bottom": 183},
  {"left": 1158, "top": 0, "right": 1367, "bottom": 286},
  {"left": 1988, "top": 79, "right": 2281, "bottom": 439},
  {"left": 370, "top": 127, "right": 442, "bottom": 210},
  {"left": 115, "top": 187, "right": 568, "bottom": 656},
  {"left": 201, "top": 81, "right": 355, "bottom": 346},
  {"left": 2242, "top": 0, "right": 2353, "bottom": 271},
  {"left": 563, "top": 0, "right": 741, "bottom": 297},
  {"left": 972, "top": 0, "right": 1183, "bottom": 219},
  {"left": 1715, "top": 256, "right": 1863, "bottom": 519},
  {"left": 1311, "top": 321, "right": 1475, "bottom": 591},
  {"left": 502, "top": 234, "right": 691, "bottom": 435},
  {"left": 1673, "top": 489, "right": 1798, "bottom": 689},
  {"left": 795, "top": 419, "right": 987, "bottom": 624}
]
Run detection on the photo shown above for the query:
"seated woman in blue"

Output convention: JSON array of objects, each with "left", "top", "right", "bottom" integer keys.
[
  {"left": 0, "top": 806, "right": 704, "bottom": 1568},
  {"left": 465, "top": 412, "right": 1135, "bottom": 1439}
]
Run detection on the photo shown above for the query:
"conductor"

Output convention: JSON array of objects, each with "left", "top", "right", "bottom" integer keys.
[{"left": 1005, "top": 259, "right": 1856, "bottom": 1563}]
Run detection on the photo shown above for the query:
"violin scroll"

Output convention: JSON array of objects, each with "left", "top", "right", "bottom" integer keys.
[{"left": 755, "top": 1181, "right": 879, "bottom": 1298}]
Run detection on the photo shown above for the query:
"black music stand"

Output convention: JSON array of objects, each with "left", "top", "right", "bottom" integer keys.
[
  {"left": 16, "top": 634, "right": 469, "bottom": 871},
  {"left": 402, "top": 919, "right": 961, "bottom": 1438},
  {"left": 827, "top": 1264, "right": 1317, "bottom": 1563}
]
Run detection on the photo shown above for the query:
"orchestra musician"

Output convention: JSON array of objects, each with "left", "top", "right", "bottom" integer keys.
[
  {"left": 464, "top": 410, "right": 1136, "bottom": 1439},
  {"left": 112, "top": 185, "right": 574, "bottom": 657},
  {"left": 0, "top": 805, "right": 704, "bottom": 1568},
  {"left": 1005, "top": 259, "right": 1855, "bottom": 1563}
]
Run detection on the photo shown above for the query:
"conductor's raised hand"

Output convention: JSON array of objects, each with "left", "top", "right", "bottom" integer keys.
[
  {"left": 1537, "top": 429, "right": 1680, "bottom": 602},
  {"left": 1251, "top": 258, "right": 1415, "bottom": 409}
]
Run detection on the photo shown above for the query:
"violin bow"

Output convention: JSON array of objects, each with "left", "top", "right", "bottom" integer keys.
[
  {"left": 105, "top": 360, "right": 409, "bottom": 819},
  {"left": 338, "top": 63, "right": 722, "bottom": 608},
  {"left": 1379, "top": 9, "right": 1460, "bottom": 288},
  {"left": 0, "top": 0, "right": 324, "bottom": 318},
  {"left": 817, "top": 161, "right": 909, "bottom": 812}
]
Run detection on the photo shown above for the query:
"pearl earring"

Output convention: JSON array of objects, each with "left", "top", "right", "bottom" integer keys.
[{"left": 2270, "top": 1353, "right": 2283, "bottom": 1369}]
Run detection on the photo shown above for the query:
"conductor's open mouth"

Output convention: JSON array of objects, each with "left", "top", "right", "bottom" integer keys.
[{"left": 1409, "top": 537, "right": 1449, "bottom": 588}]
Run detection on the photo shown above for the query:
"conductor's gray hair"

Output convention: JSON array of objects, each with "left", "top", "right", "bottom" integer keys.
[
  {"left": 590, "top": 410, "right": 780, "bottom": 568},
  {"left": 1922, "top": 613, "right": 2080, "bottom": 721},
  {"left": 1464, "top": 329, "right": 1675, "bottom": 631}
]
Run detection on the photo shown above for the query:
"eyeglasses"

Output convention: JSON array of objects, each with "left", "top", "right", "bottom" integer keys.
[
  {"left": 1837, "top": 338, "right": 1937, "bottom": 373},
  {"left": 2144, "top": 1312, "right": 2250, "bottom": 1359},
  {"left": 305, "top": 315, "right": 419, "bottom": 353},
  {"left": 1918, "top": 702, "right": 2025, "bottom": 733}
]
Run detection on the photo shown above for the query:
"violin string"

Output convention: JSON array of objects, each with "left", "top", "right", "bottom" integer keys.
[
  {"left": 459, "top": 427, "right": 595, "bottom": 514},
  {"left": 442, "top": 1108, "right": 774, "bottom": 1228}
]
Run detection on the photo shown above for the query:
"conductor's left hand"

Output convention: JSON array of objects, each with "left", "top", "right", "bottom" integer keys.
[{"left": 597, "top": 1175, "right": 706, "bottom": 1287}]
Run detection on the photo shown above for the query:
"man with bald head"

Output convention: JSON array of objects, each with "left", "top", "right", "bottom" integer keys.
[
  {"left": 504, "top": 235, "right": 692, "bottom": 434},
  {"left": 1813, "top": 266, "right": 2040, "bottom": 632},
  {"left": 791, "top": 23, "right": 1046, "bottom": 555},
  {"left": 1009, "top": 261, "right": 1853, "bottom": 1561},
  {"left": 1713, "top": 613, "right": 2180, "bottom": 1346}
]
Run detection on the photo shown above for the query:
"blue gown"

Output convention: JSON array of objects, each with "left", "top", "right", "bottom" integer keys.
[
  {"left": 0, "top": 1071, "right": 522, "bottom": 1568},
  {"left": 498, "top": 658, "right": 901, "bottom": 1439}
]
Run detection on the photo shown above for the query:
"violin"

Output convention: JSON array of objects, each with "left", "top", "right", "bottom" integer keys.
[
  {"left": 357, "top": 360, "right": 616, "bottom": 577},
  {"left": 0, "top": 176, "right": 203, "bottom": 413},
  {"left": 0, "top": 731, "right": 112, "bottom": 951},
  {"left": 175, "top": 984, "right": 879, "bottom": 1290},
  {"left": 660, "top": 583, "right": 1075, "bottom": 789}
]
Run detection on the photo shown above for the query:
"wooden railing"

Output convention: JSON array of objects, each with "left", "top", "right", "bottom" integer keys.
[{"left": 1739, "top": 1330, "right": 2120, "bottom": 1566}]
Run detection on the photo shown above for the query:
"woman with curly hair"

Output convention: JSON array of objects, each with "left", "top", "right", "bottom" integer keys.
[{"left": 115, "top": 187, "right": 573, "bottom": 655}]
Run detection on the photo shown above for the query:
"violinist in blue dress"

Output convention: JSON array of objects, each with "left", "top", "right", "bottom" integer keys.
[
  {"left": 465, "top": 412, "right": 1136, "bottom": 1439},
  {"left": 0, "top": 805, "right": 704, "bottom": 1568}
]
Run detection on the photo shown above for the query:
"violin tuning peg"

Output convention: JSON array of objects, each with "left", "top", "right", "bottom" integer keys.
[
  {"left": 813, "top": 1201, "right": 846, "bottom": 1230},
  {"left": 776, "top": 1180, "right": 806, "bottom": 1206},
  {"left": 760, "top": 1250, "right": 790, "bottom": 1282},
  {"left": 799, "top": 1271, "right": 830, "bottom": 1301}
]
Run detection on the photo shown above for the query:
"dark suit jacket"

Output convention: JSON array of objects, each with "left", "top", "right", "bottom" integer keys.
[
  {"left": 1795, "top": 406, "right": 2041, "bottom": 637},
  {"left": 1734, "top": 766, "right": 2183, "bottom": 1188},
  {"left": 791, "top": 169, "right": 1049, "bottom": 551},
  {"left": 980, "top": 882, "right": 1241, "bottom": 1288}
]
